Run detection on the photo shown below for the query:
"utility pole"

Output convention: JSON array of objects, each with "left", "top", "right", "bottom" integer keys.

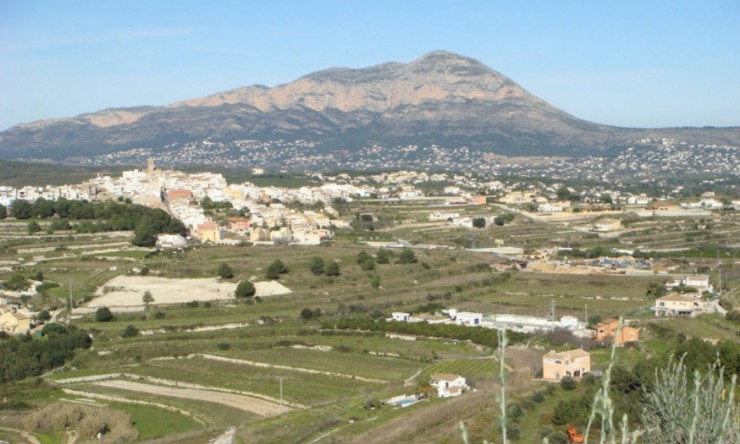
[
  {"left": 584, "top": 304, "right": 588, "bottom": 325},
  {"left": 68, "top": 282, "right": 73, "bottom": 323},
  {"left": 279, "top": 377, "right": 283, "bottom": 402}
]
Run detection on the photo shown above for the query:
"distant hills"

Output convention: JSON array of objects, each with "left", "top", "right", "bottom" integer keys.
[{"left": 1, "top": 50, "right": 738, "bottom": 163}]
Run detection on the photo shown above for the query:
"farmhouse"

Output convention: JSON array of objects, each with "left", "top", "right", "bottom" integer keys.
[
  {"left": 665, "top": 275, "right": 714, "bottom": 294},
  {"left": 429, "top": 374, "right": 468, "bottom": 398},
  {"left": 654, "top": 293, "right": 726, "bottom": 318},
  {"left": 592, "top": 318, "right": 639, "bottom": 345},
  {"left": 543, "top": 349, "right": 591, "bottom": 381}
]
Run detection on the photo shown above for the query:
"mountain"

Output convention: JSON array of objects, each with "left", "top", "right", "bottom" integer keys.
[{"left": 1, "top": 50, "right": 738, "bottom": 164}]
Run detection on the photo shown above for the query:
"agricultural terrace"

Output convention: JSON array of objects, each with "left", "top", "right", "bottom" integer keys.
[{"left": 0, "top": 196, "right": 737, "bottom": 443}]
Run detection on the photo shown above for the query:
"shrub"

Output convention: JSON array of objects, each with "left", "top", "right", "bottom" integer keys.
[
  {"left": 356, "top": 251, "right": 371, "bottom": 264},
  {"left": 121, "top": 325, "right": 139, "bottom": 338},
  {"left": 530, "top": 391, "right": 546, "bottom": 403},
  {"left": 153, "top": 311, "right": 166, "bottom": 319},
  {"left": 217, "top": 263, "right": 234, "bottom": 279},
  {"left": 35, "top": 310, "right": 51, "bottom": 322},
  {"left": 375, "top": 248, "right": 391, "bottom": 264},
  {"left": 265, "top": 259, "right": 287, "bottom": 279},
  {"left": 726, "top": 310, "right": 740, "bottom": 323},
  {"left": 4, "top": 273, "right": 28, "bottom": 291},
  {"left": 35, "top": 281, "right": 60, "bottom": 294},
  {"left": 309, "top": 256, "right": 325, "bottom": 275},
  {"left": 359, "top": 257, "right": 376, "bottom": 270},
  {"left": 560, "top": 376, "right": 578, "bottom": 390},
  {"left": 235, "top": 280, "right": 256, "bottom": 298},
  {"left": 324, "top": 261, "right": 341, "bottom": 276},
  {"left": 184, "top": 300, "right": 199, "bottom": 308},
  {"left": 396, "top": 248, "right": 417, "bottom": 264},
  {"left": 95, "top": 307, "right": 114, "bottom": 322},
  {"left": 217, "top": 343, "right": 231, "bottom": 350}
]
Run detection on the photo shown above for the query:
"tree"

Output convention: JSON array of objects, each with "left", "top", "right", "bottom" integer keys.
[
  {"left": 32, "top": 198, "right": 55, "bottom": 218},
  {"left": 309, "top": 257, "right": 325, "bottom": 275},
  {"left": 396, "top": 248, "right": 417, "bottom": 264},
  {"left": 235, "top": 280, "right": 256, "bottom": 298},
  {"left": 376, "top": 248, "right": 391, "bottom": 264},
  {"left": 265, "top": 259, "right": 287, "bottom": 279},
  {"left": 95, "top": 307, "right": 114, "bottom": 322},
  {"left": 472, "top": 217, "right": 486, "bottom": 228},
  {"left": 217, "top": 263, "right": 234, "bottom": 279},
  {"left": 132, "top": 219, "right": 156, "bottom": 247},
  {"left": 142, "top": 291, "right": 154, "bottom": 308},
  {"left": 0, "top": 204, "right": 7, "bottom": 219},
  {"left": 10, "top": 200, "right": 33, "bottom": 219},
  {"left": 646, "top": 282, "right": 667, "bottom": 299},
  {"left": 325, "top": 261, "right": 341, "bottom": 276},
  {"left": 556, "top": 186, "right": 572, "bottom": 201},
  {"left": 27, "top": 221, "right": 41, "bottom": 234},
  {"left": 121, "top": 325, "right": 139, "bottom": 338},
  {"left": 35, "top": 310, "right": 51, "bottom": 322}
]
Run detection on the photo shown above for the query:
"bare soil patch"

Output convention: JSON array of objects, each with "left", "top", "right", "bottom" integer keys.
[
  {"left": 93, "top": 380, "right": 291, "bottom": 417},
  {"left": 78, "top": 275, "right": 291, "bottom": 312}
]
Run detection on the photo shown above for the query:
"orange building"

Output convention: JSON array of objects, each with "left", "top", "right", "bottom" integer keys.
[
  {"left": 168, "top": 189, "right": 193, "bottom": 200},
  {"left": 196, "top": 221, "right": 223, "bottom": 243},
  {"left": 593, "top": 318, "right": 639, "bottom": 346}
]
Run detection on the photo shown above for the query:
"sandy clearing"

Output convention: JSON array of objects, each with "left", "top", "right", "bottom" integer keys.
[
  {"left": 93, "top": 380, "right": 291, "bottom": 417},
  {"left": 82, "top": 275, "right": 291, "bottom": 311}
]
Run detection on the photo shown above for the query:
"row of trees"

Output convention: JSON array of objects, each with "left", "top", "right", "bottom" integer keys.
[{"left": 6, "top": 198, "right": 186, "bottom": 246}]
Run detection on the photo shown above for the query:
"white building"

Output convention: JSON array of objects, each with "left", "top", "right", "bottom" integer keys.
[
  {"left": 430, "top": 374, "right": 468, "bottom": 398},
  {"left": 665, "top": 275, "right": 714, "bottom": 294}
]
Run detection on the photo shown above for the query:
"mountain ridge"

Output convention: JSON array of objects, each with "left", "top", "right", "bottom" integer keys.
[{"left": 1, "top": 51, "right": 739, "bottom": 163}]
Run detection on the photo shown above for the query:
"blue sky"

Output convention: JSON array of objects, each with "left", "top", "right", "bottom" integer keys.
[{"left": 1, "top": 0, "right": 739, "bottom": 130}]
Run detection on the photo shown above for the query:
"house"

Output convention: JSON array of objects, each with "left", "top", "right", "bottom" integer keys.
[
  {"left": 665, "top": 275, "right": 714, "bottom": 294},
  {"left": 592, "top": 318, "right": 639, "bottom": 345},
  {"left": 0, "top": 310, "right": 31, "bottom": 334},
  {"left": 391, "top": 312, "right": 410, "bottom": 322},
  {"left": 226, "top": 217, "right": 250, "bottom": 232},
  {"left": 167, "top": 189, "right": 193, "bottom": 200},
  {"left": 454, "top": 311, "right": 482, "bottom": 326},
  {"left": 196, "top": 221, "right": 223, "bottom": 243},
  {"left": 543, "top": 349, "right": 591, "bottom": 381},
  {"left": 156, "top": 234, "right": 187, "bottom": 250},
  {"left": 429, "top": 374, "right": 468, "bottom": 398},
  {"left": 654, "top": 293, "right": 726, "bottom": 318}
]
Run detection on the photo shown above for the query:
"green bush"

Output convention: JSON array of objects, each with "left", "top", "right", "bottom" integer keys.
[
  {"left": 560, "top": 376, "right": 578, "bottom": 390},
  {"left": 121, "top": 325, "right": 139, "bottom": 338},
  {"left": 216, "top": 263, "right": 233, "bottom": 279},
  {"left": 95, "top": 307, "right": 114, "bottom": 322},
  {"left": 309, "top": 256, "right": 325, "bottom": 275},
  {"left": 235, "top": 280, "right": 256, "bottom": 298}
]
